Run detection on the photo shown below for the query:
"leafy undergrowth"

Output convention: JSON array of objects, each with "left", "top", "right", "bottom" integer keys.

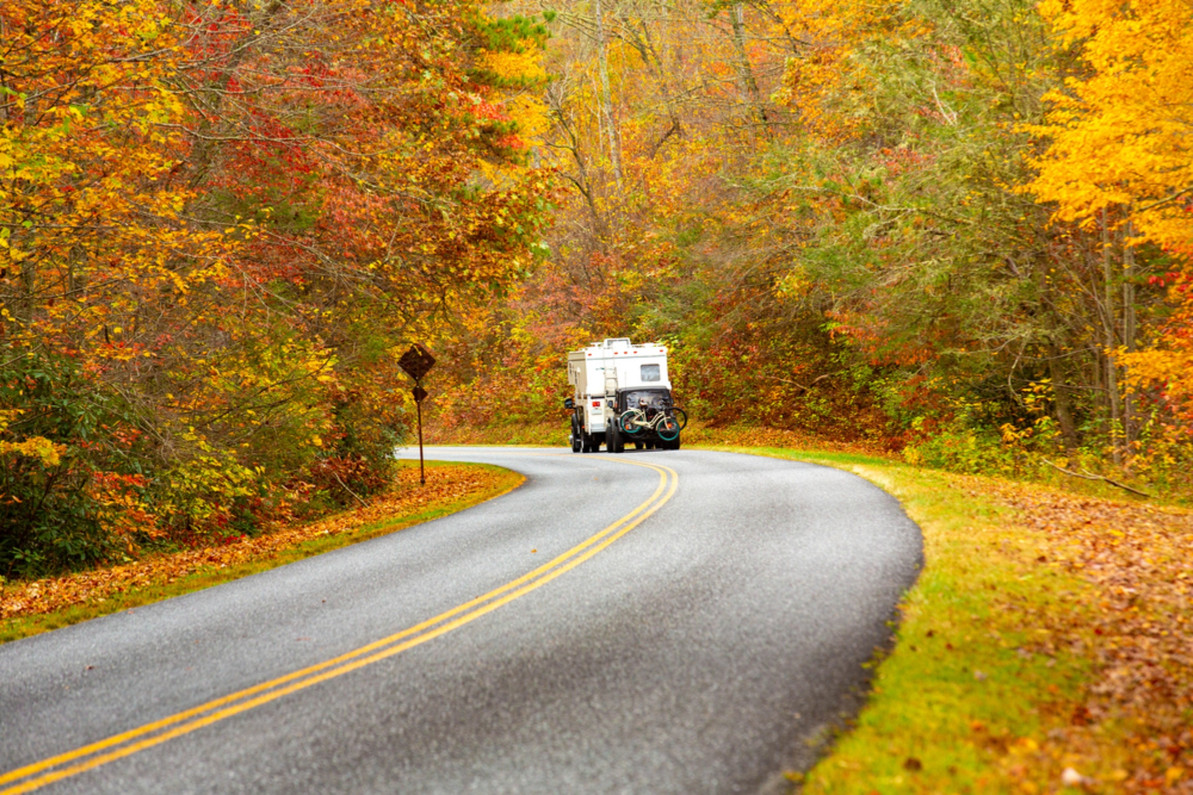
[
  {"left": 750, "top": 449, "right": 1193, "bottom": 794},
  {"left": 0, "top": 462, "right": 523, "bottom": 643},
  {"left": 428, "top": 418, "right": 561, "bottom": 446}
]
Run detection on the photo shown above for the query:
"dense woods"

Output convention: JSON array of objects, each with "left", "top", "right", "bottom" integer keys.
[
  {"left": 1, "top": 0, "right": 549, "bottom": 572},
  {"left": 433, "top": 0, "right": 1192, "bottom": 485},
  {"left": 2, "top": 0, "right": 1190, "bottom": 575}
]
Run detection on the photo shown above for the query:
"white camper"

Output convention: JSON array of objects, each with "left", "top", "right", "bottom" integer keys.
[{"left": 564, "top": 338, "right": 682, "bottom": 453}]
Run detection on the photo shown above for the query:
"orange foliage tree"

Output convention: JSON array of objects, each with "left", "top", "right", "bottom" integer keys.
[
  {"left": 427, "top": 0, "right": 1185, "bottom": 492},
  {"left": 0, "top": 0, "right": 550, "bottom": 574}
]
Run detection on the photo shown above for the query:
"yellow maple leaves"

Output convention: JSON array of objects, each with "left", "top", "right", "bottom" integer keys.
[
  {"left": 479, "top": 47, "right": 549, "bottom": 86},
  {"left": 772, "top": 0, "right": 910, "bottom": 141},
  {"left": 0, "top": 436, "right": 64, "bottom": 469},
  {"left": 1022, "top": 0, "right": 1193, "bottom": 435},
  {"left": 1024, "top": 0, "right": 1193, "bottom": 256}
]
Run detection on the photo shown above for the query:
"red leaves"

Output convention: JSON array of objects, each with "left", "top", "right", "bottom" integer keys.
[{"left": 1148, "top": 271, "right": 1182, "bottom": 288}]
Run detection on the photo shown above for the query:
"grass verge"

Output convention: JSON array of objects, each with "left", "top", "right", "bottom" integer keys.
[
  {"left": 0, "top": 461, "right": 523, "bottom": 645},
  {"left": 716, "top": 446, "right": 1192, "bottom": 794}
]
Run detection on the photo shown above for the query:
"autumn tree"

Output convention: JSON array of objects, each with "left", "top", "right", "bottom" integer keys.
[
  {"left": 1, "top": 0, "right": 550, "bottom": 574},
  {"left": 422, "top": 0, "right": 1186, "bottom": 492},
  {"left": 1023, "top": 0, "right": 1193, "bottom": 479}
]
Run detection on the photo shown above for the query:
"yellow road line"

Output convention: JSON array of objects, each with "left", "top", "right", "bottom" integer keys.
[{"left": 1, "top": 458, "right": 678, "bottom": 794}]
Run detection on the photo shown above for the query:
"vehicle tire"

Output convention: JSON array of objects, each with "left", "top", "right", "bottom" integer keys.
[
  {"left": 607, "top": 423, "right": 624, "bottom": 453},
  {"left": 582, "top": 433, "right": 596, "bottom": 453},
  {"left": 570, "top": 419, "right": 583, "bottom": 452}
]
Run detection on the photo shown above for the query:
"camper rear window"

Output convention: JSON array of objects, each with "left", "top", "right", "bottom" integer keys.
[{"left": 641, "top": 364, "right": 661, "bottom": 382}]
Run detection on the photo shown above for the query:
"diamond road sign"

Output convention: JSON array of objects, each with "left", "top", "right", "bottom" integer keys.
[
  {"left": 412, "top": 385, "right": 428, "bottom": 403},
  {"left": 399, "top": 343, "right": 436, "bottom": 382}
]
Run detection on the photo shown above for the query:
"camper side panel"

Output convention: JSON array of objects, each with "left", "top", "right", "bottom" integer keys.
[{"left": 569, "top": 350, "right": 610, "bottom": 435}]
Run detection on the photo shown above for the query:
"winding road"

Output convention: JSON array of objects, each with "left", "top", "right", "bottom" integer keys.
[{"left": 0, "top": 447, "right": 922, "bottom": 794}]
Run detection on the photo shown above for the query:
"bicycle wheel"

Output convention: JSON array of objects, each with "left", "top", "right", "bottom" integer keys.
[
  {"left": 670, "top": 408, "right": 688, "bottom": 431},
  {"left": 619, "top": 409, "right": 645, "bottom": 434},
  {"left": 657, "top": 415, "right": 680, "bottom": 441}
]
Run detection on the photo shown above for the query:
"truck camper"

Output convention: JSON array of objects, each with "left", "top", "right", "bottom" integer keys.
[{"left": 564, "top": 338, "right": 686, "bottom": 453}]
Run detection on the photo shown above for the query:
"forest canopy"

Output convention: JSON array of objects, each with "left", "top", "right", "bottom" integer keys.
[{"left": 431, "top": 0, "right": 1191, "bottom": 490}]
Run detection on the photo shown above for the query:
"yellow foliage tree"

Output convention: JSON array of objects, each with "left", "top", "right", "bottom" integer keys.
[
  {"left": 1024, "top": 0, "right": 1193, "bottom": 255},
  {"left": 1, "top": 0, "right": 552, "bottom": 573},
  {"left": 1023, "top": 0, "right": 1193, "bottom": 446}
]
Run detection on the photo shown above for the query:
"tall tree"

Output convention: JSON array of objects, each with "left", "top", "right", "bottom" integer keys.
[{"left": 1023, "top": 0, "right": 1193, "bottom": 466}]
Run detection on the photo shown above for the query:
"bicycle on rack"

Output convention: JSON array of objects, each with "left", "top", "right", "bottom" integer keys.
[{"left": 618, "top": 404, "right": 688, "bottom": 442}]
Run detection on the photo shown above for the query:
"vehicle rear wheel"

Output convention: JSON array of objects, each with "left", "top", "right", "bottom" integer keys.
[
  {"left": 570, "top": 419, "right": 583, "bottom": 452},
  {"left": 607, "top": 423, "right": 624, "bottom": 453}
]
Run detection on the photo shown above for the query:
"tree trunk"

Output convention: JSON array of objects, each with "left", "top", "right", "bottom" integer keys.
[
  {"left": 1047, "top": 347, "right": 1079, "bottom": 452},
  {"left": 730, "top": 4, "right": 770, "bottom": 138},
  {"left": 592, "top": 0, "right": 622, "bottom": 189},
  {"left": 1121, "top": 223, "right": 1138, "bottom": 453},
  {"left": 1100, "top": 208, "right": 1122, "bottom": 466}
]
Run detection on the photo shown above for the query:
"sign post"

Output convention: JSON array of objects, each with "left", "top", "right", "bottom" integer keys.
[{"left": 398, "top": 344, "right": 436, "bottom": 485}]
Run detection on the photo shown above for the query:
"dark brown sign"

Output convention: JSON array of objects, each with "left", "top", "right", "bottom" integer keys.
[
  {"left": 399, "top": 343, "right": 436, "bottom": 382},
  {"left": 412, "top": 385, "right": 428, "bottom": 403}
]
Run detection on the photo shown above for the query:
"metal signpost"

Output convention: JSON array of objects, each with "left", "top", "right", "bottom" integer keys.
[{"left": 398, "top": 344, "right": 436, "bottom": 485}]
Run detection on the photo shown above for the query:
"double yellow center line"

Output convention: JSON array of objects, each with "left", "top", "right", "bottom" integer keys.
[{"left": 1, "top": 457, "right": 678, "bottom": 794}]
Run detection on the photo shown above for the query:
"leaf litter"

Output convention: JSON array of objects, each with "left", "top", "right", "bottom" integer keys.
[{"left": 958, "top": 475, "right": 1193, "bottom": 792}]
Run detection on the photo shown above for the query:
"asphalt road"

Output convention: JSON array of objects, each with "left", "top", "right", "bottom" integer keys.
[{"left": 0, "top": 447, "right": 922, "bottom": 794}]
